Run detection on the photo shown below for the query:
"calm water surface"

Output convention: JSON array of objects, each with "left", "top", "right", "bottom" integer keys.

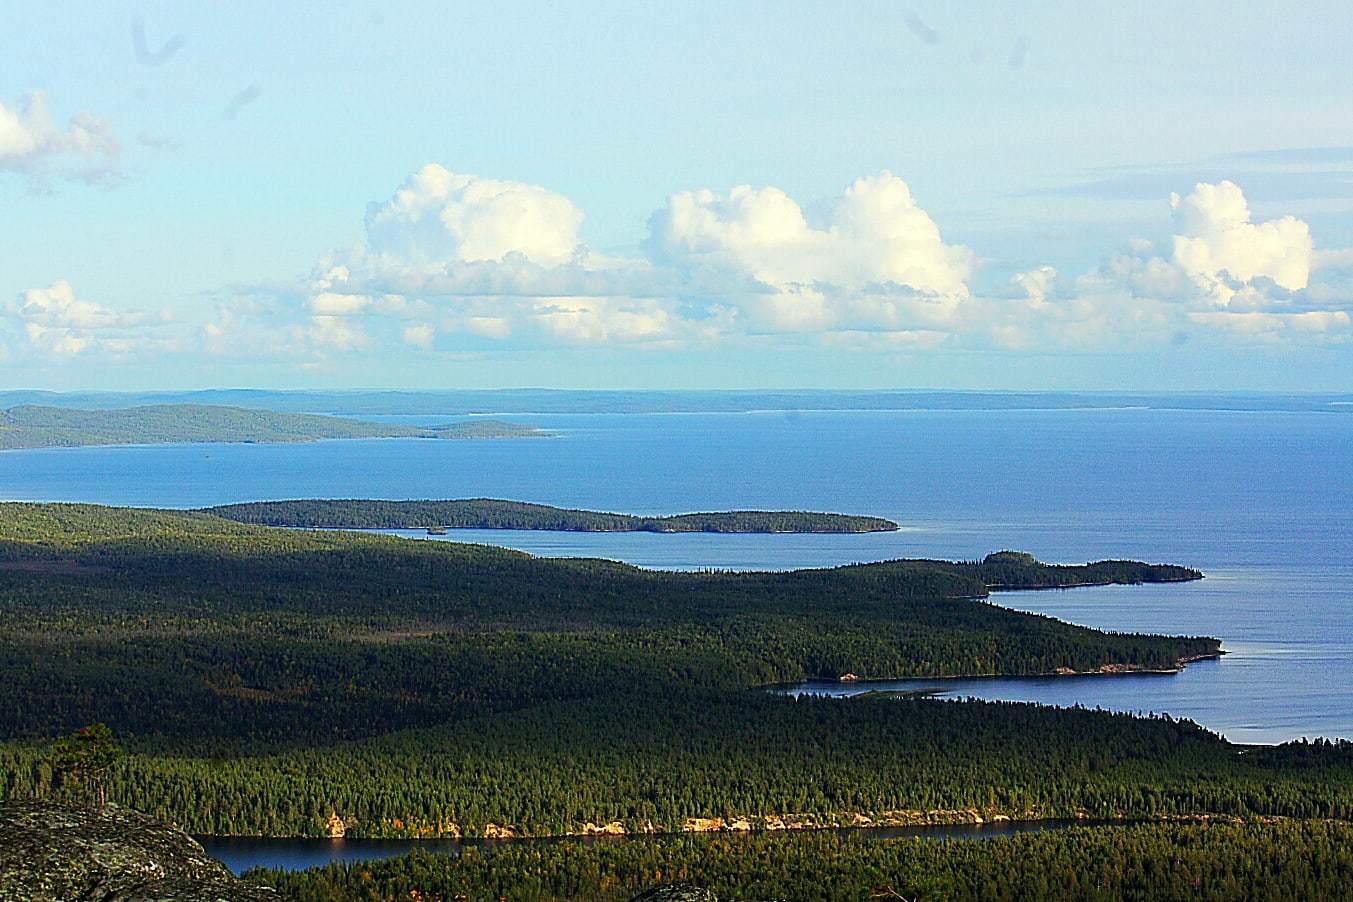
[
  {"left": 199, "top": 820, "right": 1084, "bottom": 875},
  {"left": 2, "top": 408, "right": 1350, "bottom": 744}
]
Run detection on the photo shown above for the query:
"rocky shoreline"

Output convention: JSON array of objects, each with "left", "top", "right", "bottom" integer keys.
[{"left": 203, "top": 804, "right": 1278, "bottom": 843}]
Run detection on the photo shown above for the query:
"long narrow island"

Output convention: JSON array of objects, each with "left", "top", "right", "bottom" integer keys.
[
  {"left": 0, "top": 404, "right": 547, "bottom": 450},
  {"left": 202, "top": 498, "right": 903, "bottom": 533}
]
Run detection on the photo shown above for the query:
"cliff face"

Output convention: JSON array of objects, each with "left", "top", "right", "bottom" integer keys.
[{"left": 0, "top": 801, "right": 274, "bottom": 901}]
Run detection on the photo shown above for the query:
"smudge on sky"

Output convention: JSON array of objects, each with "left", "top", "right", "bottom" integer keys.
[
  {"left": 904, "top": 12, "right": 940, "bottom": 45},
  {"left": 225, "top": 84, "right": 262, "bottom": 119},
  {"left": 131, "top": 18, "right": 185, "bottom": 66}
]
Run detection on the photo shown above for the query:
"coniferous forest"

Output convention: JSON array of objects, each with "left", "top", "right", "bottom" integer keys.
[
  {"left": 251, "top": 821, "right": 1353, "bottom": 901},
  {"left": 203, "top": 498, "right": 901, "bottom": 533},
  {"left": 1, "top": 502, "right": 1349, "bottom": 898}
]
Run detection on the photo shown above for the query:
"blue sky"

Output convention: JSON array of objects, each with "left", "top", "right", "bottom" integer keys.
[{"left": 3, "top": 1, "right": 1353, "bottom": 390}]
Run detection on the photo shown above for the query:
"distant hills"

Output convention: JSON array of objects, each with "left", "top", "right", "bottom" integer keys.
[
  {"left": 203, "top": 498, "right": 902, "bottom": 534},
  {"left": 0, "top": 388, "right": 1349, "bottom": 416},
  {"left": 0, "top": 404, "right": 547, "bottom": 450}
]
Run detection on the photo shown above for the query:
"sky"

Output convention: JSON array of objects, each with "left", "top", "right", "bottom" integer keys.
[{"left": 3, "top": 1, "right": 1353, "bottom": 391}]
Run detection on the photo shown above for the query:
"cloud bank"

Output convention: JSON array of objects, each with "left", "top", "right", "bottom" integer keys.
[
  {"left": 12, "top": 169, "right": 1352, "bottom": 367},
  {"left": 249, "top": 167, "right": 978, "bottom": 355}
]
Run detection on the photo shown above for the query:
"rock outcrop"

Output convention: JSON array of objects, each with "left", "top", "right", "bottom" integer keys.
[
  {"left": 482, "top": 822, "right": 516, "bottom": 839},
  {"left": 322, "top": 812, "right": 346, "bottom": 838},
  {"left": 0, "top": 800, "right": 275, "bottom": 901},
  {"left": 630, "top": 885, "right": 721, "bottom": 902},
  {"left": 574, "top": 820, "right": 628, "bottom": 836}
]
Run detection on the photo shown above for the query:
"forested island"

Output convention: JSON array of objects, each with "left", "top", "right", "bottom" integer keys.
[
  {"left": 433, "top": 419, "right": 550, "bottom": 439},
  {"left": 0, "top": 404, "right": 546, "bottom": 450},
  {"left": 204, "top": 498, "right": 902, "bottom": 534},
  {"left": 1, "top": 503, "right": 1347, "bottom": 899}
]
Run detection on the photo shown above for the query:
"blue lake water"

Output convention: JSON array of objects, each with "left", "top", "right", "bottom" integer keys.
[
  {"left": 2, "top": 407, "right": 1350, "bottom": 744},
  {"left": 199, "top": 820, "right": 1081, "bottom": 875}
]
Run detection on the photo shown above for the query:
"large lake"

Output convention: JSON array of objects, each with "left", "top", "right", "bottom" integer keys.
[{"left": 2, "top": 407, "right": 1350, "bottom": 744}]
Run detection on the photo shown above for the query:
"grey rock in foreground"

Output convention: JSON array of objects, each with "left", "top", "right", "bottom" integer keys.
[{"left": 0, "top": 801, "right": 274, "bottom": 901}]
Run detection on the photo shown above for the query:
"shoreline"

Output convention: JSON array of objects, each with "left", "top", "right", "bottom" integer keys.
[
  {"left": 0, "top": 432, "right": 547, "bottom": 454},
  {"left": 769, "top": 650, "right": 1227, "bottom": 691},
  {"left": 986, "top": 573, "right": 1205, "bottom": 593},
  {"left": 191, "top": 809, "right": 1286, "bottom": 844},
  {"left": 310, "top": 523, "right": 901, "bottom": 536}
]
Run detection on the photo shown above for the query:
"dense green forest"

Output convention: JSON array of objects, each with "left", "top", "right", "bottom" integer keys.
[
  {"left": 3, "top": 502, "right": 1348, "bottom": 863},
  {"left": 0, "top": 404, "right": 544, "bottom": 450},
  {"left": 5, "top": 696, "right": 1351, "bottom": 839},
  {"left": 250, "top": 820, "right": 1353, "bottom": 901},
  {"left": 204, "top": 499, "right": 901, "bottom": 533}
]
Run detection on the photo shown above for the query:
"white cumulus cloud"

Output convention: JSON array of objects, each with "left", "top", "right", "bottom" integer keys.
[
  {"left": 12, "top": 279, "right": 144, "bottom": 330},
  {"left": 1169, "top": 180, "right": 1313, "bottom": 304},
  {"left": 0, "top": 92, "right": 119, "bottom": 183},
  {"left": 4, "top": 280, "right": 171, "bottom": 358},
  {"left": 297, "top": 166, "right": 690, "bottom": 349},
  {"left": 1002, "top": 181, "right": 1353, "bottom": 348},
  {"left": 363, "top": 164, "right": 585, "bottom": 268},
  {"left": 649, "top": 172, "right": 970, "bottom": 295},
  {"left": 646, "top": 171, "right": 971, "bottom": 333}
]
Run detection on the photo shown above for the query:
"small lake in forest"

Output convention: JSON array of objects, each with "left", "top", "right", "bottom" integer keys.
[{"left": 200, "top": 819, "right": 1089, "bottom": 875}]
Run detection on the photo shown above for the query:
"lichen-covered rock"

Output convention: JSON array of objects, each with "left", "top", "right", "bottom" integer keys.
[
  {"left": 0, "top": 800, "right": 275, "bottom": 901},
  {"left": 630, "top": 885, "right": 721, "bottom": 902}
]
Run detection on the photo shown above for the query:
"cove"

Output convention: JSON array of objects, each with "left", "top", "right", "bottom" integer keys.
[{"left": 774, "top": 661, "right": 1225, "bottom": 721}]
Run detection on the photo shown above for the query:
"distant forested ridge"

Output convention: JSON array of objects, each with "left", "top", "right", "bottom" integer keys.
[
  {"left": 203, "top": 499, "right": 901, "bottom": 534},
  {"left": 2, "top": 388, "right": 1350, "bottom": 416},
  {"left": 0, "top": 405, "right": 546, "bottom": 450}
]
